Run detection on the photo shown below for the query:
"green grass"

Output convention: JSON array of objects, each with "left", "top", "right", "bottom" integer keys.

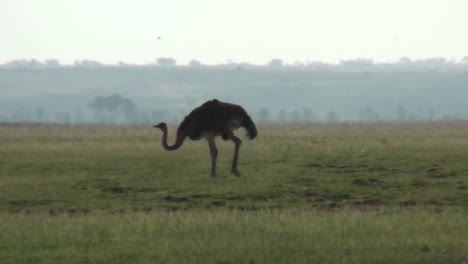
[
  {"left": 1, "top": 208, "right": 467, "bottom": 264},
  {"left": 1, "top": 122, "right": 468, "bottom": 263},
  {"left": 1, "top": 122, "right": 468, "bottom": 211}
]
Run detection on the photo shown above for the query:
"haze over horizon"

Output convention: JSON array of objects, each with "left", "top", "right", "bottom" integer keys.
[{"left": 2, "top": 0, "right": 468, "bottom": 65}]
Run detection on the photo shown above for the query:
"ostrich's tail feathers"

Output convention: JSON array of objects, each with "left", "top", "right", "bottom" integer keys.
[{"left": 243, "top": 115, "right": 258, "bottom": 140}]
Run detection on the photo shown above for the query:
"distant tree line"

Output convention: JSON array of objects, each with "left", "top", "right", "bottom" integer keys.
[
  {"left": 2, "top": 59, "right": 468, "bottom": 124},
  {"left": 1, "top": 99, "right": 463, "bottom": 124},
  {"left": 2, "top": 56, "right": 468, "bottom": 72}
]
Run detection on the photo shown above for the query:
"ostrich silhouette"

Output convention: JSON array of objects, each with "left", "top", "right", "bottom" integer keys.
[{"left": 154, "top": 99, "right": 257, "bottom": 177}]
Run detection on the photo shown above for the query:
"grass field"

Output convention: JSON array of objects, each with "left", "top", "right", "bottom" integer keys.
[{"left": 1, "top": 122, "right": 468, "bottom": 263}]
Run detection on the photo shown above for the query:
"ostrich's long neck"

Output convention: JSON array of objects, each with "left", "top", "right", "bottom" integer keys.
[{"left": 160, "top": 126, "right": 186, "bottom": 151}]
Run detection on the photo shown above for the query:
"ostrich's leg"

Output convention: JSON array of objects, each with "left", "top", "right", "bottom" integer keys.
[
  {"left": 206, "top": 136, "right": 218, "bottom": 177},
  {"left": 230, "top": 135, "right": 242, "bottom": 176}
]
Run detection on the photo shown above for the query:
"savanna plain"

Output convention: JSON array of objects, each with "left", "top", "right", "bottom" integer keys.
[{"left": 1, "top": 122, "right": 468, "bottom": 263}]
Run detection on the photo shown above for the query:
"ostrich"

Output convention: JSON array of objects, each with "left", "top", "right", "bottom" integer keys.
[{"left": 153, "top": 99, "right": 257, "bottom": 177}]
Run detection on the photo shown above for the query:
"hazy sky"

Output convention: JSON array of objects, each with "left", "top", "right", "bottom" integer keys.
[{"left": 2, "top": 0, "right": 467, "bottom": 65}]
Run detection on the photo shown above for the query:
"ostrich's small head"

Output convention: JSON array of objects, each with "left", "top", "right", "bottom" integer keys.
[{"left": 153, "top": 123, "right": 167, "bottom": 130}]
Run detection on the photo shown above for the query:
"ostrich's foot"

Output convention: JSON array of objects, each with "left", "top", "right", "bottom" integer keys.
[{"left": 231, "top": 170, "right": 241, "bottom": 177}]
